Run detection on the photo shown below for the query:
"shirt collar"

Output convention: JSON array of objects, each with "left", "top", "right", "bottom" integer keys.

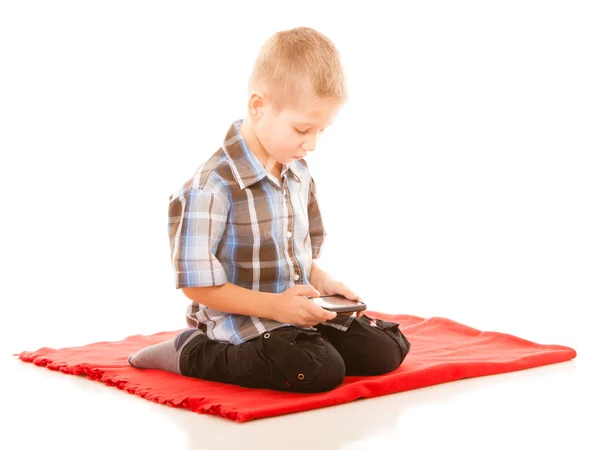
[{"left": 222, "top": 119, "right": 301, "bottom": 190}]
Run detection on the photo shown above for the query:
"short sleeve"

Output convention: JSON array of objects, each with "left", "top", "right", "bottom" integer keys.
[
  {"left": 307, "top": 175, "right": 327, "bottom": 259},
  {"left": 168, "top": 189, "right": 230, "bottom": 289}
]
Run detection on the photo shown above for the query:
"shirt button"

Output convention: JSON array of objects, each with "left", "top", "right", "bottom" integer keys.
[
  {"left": 287, "top": 231, "right": 292, "bottom": 238},
  {"left": 294, "top": 273, "right": 300, "bottom": 281}
]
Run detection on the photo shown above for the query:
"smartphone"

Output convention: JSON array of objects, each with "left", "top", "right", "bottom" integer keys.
[{"left": 309, "top": 294, "right": 367, "bottom": 313}]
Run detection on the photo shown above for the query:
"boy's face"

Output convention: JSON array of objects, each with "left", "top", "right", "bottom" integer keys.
[{"left": 255, "top": 95, "right": 341, "bottom": 165}]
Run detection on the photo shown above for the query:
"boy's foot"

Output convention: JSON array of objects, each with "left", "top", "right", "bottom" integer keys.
[{"left": 127, "top": 328, "right": 203, "bottom": 375}]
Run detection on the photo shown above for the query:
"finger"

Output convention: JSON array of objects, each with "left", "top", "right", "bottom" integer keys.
[
  {"left": 302, "top": 315, "right": 321, "bottom": 328},
  {"left": 322, "top": 308, "right": 337, "bottom": 321},
  {"left": 347, "top": 290, "right": 360, "bottom": 301},
  {"left": 313, "top": 303, "right": 337, "bottom": 321},
  {"left": 308, "top": 303, "right": 336, "bottom": 321},
  {"left": 299, "top": 312, "right": 318, "bottom": 328},
  {"left": 296, "top": 283, "right": 321, "bottom": 298},
  {"left": 335, "top": 281, "right": 360, "bottom": 301}
]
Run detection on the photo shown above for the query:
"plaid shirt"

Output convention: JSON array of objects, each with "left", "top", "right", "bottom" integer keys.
[{"left": 167, "top": 119, "right": 353, "bottom": 344}]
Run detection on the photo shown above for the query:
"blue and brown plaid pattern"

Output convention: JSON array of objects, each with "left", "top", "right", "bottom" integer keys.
[{"left": 167, "top": 119, "right": 353, "bottom": 344}]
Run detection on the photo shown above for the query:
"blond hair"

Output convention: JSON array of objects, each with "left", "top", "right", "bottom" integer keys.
[{"left": 248, "top": 27, "right": 348, "bottom": 112}]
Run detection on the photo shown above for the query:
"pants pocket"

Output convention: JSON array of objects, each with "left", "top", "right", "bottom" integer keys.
[{"left": 260, "top": 327, "right": 329, "bottom": 390}]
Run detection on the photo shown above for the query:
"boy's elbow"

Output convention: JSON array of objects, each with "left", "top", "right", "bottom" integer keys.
[
  {"left": 181, "top": 286, "right": 196, "bottom": 300},
  {"left": 182, "top": 283, "right": 227, "bottom": 304}
]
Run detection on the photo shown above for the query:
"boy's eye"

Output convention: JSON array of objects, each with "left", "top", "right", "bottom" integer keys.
[{"left": 295, "top": 127, "right": 328, "bottom": 134}]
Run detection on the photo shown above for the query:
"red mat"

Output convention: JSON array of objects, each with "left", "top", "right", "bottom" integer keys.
[{"left": 16, "top": 312, "right": 576, "bottom": 422}]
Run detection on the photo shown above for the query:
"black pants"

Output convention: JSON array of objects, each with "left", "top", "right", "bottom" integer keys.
[{"left": 179, "top": 314, "right": 411, "bottom": 393}]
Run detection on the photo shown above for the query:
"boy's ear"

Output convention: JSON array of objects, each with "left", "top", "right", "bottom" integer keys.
[{"left": 248, "top": 91, "right": 266, "bottom": 120}]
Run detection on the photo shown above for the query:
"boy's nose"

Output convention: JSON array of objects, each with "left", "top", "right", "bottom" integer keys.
[{"left": 301, "top": 143, "right": 316, "bottom": 153}]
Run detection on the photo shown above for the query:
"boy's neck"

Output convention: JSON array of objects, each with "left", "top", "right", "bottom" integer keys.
[{"left": 239, "top": 117, "right": 283, "bottom": 179}]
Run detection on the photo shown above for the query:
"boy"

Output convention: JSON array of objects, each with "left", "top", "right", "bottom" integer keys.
[{"left": 128, "top": 27, "right": 411, "bottom": 393}]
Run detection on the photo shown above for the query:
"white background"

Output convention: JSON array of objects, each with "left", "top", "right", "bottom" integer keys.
[{"left": 1, "top": 1, "right": 598, "bottom": 449}]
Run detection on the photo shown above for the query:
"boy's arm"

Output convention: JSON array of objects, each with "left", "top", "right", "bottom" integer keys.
[
  {"left": 309, "top": 260, "right": 363, "bottom": 317},
  {"left": 182, "top": 283, "right": 279, "bottom": 319},
  {"left": 309, "top": 260, "right": 334, "bottom": 294},
  {"left": 307, "top": 175, "right": 327, "bottom": 259}
]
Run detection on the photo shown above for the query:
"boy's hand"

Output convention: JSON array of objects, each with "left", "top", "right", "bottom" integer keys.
[
  {"left": 320, "top": 278, "right": 366, "bottom": 318},
  {"left": 273, "top": 284, "right": 337, "bottom": 327}
]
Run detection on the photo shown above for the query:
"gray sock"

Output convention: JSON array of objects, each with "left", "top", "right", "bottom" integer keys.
[{"left": 128, "top": 329, "right": 203, "bottom": 375}]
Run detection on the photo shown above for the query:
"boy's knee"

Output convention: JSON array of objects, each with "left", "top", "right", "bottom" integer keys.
[
  {"left": 261, "top": 328, "right": 345, "bottom": 393},
  {"left": 304, "top": 341, "right": 345, "bottom": 392},
  {"left": 374, "top": 330, "right": 411, "bottom": 375},
  {"left": 350, "top": 316, "right": 411, "bottom": 376},
  {"left": 367, "top": 340, "right": 403, "bottom": 375}
]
